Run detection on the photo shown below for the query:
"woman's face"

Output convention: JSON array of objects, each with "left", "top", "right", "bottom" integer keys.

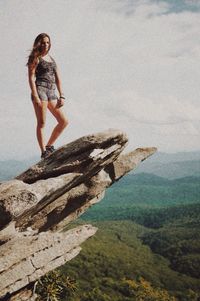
[{"left": 40, "top": 36, "right": 50, "bottom": 54}]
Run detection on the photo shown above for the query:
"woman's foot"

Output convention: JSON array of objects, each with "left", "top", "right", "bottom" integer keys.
[
  {"left": 41, "top": 146, "right": 55, "bottom": 159},
  {"left": 41, "top": 150, "right": 48, "bottom": 159},
  {"left": 46, "top": 145, "right": 56, "bottom": 155}
]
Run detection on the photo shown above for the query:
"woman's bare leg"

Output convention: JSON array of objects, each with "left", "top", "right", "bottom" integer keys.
[
  {"left": 32, "top": 100, "right": 48, "bottom": 152},
  {"left": 46, "top": 100, "right": 68, "bottom": 146}
]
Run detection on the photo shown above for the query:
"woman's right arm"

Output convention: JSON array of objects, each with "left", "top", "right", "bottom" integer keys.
[{"left": 28, "top": 64, "right": 41, "bottom": 104}]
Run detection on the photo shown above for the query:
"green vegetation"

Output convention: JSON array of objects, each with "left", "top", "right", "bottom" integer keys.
[
  {"left": 35, "top": 270, "right": 77, "bottom": 301},
  {"left": 82, "top": 173, "right": 200, "bottom": 227},
  {"left": 60, "top": 221, "right": 200, "bottom": 301},
  {"left": 58, "top": 173, "right": 200, "bottom": 300},
  {"left": 141, "top": 213, "right": 200, "bottom": 278}
]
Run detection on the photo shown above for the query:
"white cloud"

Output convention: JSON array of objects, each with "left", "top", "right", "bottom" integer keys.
[{"left": 0, "top": 0, "right": 200, "bottom": 159}]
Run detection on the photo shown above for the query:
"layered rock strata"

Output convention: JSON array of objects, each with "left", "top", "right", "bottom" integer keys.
[{"left": 0, "top": 129, "right": 156, "bottom": 300}]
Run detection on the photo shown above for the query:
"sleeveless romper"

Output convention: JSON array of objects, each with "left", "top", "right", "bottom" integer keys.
[{"left": 32, "top": 57, "right": 58, "bottom": 101}]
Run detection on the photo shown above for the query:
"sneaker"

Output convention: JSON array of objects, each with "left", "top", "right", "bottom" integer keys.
[
  {"left": 46, "top": 145, "right": 56, "bottom": 155},
  {"left": 41, "top": 150, "right": 48, "bottom": 159}
]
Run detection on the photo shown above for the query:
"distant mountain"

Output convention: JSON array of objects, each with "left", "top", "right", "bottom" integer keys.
[
  {"left": 1, "top": 150, "right": 199, "bottom": 181},
  {"left": 120, "top": 172, "right": 171, "bottom": 185},
  {"left": 117, "top": 172, "right": 200, "bottom": 187},
  {"left": 141, "top": 151, "right": 200, "bottom": 163},
  {"left": 82, "top": 172, "right": 200, "bottom": 222},
  {"left": 134, "top": 151, "right": 200, "bottom": 179},
  {"left": 0, "top": 158, "right": 38, "bottom": 181}
]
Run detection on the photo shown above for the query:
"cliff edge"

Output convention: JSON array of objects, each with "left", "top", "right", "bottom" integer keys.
[{"left": 0, "top": 129, "right": 157, "bottom": 300}]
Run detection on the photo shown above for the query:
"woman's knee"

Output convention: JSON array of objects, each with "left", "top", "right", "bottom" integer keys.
[{"left": 59, "top": 117, "right": 68, "bottom": 129}]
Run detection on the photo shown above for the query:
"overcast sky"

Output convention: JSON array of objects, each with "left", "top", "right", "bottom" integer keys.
[{"left": 0, "top": 0, "right": 200, "bottom": 160}]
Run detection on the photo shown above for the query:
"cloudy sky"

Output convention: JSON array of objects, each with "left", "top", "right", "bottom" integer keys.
[{"left": 0, "top": 0, "right": 200, "bottom": 160}]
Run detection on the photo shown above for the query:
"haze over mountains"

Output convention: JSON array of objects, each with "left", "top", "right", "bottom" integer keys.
[
  {"left": 134, "top": 151, "right": 200, "bottom": 179},
  {"left": 0, "top": 157, "right": 38, "bottom": 181},
  {"left": 0, "top": 151, "right": 199, "bottom": 181}
]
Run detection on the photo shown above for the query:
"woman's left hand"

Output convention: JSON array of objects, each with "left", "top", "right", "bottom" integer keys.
[{"left": 57, "top": 97, "right": 65, "bottom": 108}]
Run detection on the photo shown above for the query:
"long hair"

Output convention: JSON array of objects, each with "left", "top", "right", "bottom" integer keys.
[{"left": 27, "top": 33, "right": 51, "bottom": 69}]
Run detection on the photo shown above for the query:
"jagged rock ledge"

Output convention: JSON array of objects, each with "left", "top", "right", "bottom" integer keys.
[{"left": 0, "top": 129, "right": 157, "bottom": 301}]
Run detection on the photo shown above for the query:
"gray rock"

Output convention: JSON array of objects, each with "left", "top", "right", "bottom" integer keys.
[
  {"left": 16, "top": 129, "right": 128, "bottom": 184},
  {"left": 0, "top": 129, "right": 156, "bottom": 300}
]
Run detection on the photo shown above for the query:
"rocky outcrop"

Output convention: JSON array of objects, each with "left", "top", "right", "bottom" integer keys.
[{"left": 0, "top": 129, "right": 156, "bottom": 300}]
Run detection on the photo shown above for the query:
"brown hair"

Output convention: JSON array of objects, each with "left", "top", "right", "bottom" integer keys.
[{"left": 27, "top": 33, "right": 51, "bottom": 69}]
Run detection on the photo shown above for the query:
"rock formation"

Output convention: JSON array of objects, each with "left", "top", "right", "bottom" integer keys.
[{"left": 0, "top": 129, "right": 157, "bottom": 300}]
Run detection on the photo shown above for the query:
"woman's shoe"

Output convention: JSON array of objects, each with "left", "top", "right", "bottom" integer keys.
[
  {"left": 41, "top": 150, "right": 48, "bottom": 159},
  {"left": 46, "top": 145, "right": 56, "bottom": 155}
]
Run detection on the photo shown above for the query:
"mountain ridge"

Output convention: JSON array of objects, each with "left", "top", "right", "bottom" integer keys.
[{"left": 1, "top": 151, "right": 199, "bottom": 181}]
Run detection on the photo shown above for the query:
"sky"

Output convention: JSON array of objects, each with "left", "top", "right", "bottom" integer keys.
[{"left": 0, "top": 0, "right": 200, "bottom": 160}]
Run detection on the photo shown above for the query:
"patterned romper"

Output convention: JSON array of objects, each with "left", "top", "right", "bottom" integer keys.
[{"left": 32, "top": 56, "right": 58, "bottom": 101}]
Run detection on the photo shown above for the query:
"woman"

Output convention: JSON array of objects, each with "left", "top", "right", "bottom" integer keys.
[{"left": 27, "top": 33, "right": 68, "bottom": 158}]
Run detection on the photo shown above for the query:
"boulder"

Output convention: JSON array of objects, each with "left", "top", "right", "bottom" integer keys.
[{"left": 0, "top": 129, "right": 156, "bottom": 300}]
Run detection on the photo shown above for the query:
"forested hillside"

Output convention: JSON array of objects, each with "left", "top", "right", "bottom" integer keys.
[
  {"left": 58, "top": 172, "right": 200, "bottom": 301},
  {"left": 1, "top": 155, "right": 199, "bottom": 300},
  {"left": 82, "top": 173, "right": 200, "bottom": 222},
  {"left": 60, "top": 221, "right": 200, "bottom": 301}
]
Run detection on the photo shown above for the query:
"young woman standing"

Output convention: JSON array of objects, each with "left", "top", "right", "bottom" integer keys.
[{"left": 27, "top": 33, "right": 68, "bottom": 158}]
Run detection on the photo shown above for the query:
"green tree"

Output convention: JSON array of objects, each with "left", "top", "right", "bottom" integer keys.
[
  {"left": 81, "top": 287, "right": 113, "bottom": 301},
  {"left": 121, "top": 277, "right": 178, "bottom": 301},
  {"left": 35, "top": 270, "right": 77, "bottom": 301}
]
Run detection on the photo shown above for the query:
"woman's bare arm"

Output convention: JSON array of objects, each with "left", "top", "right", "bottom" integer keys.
[
  {"left": 28, "top": 63, "right": 40, "bottom": 103},
  {"left": 55, "top": 67, "right": 65, "bottom": 107},
  {"left": 55, "top": 67, "right": 64, "bottom": 97}
]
